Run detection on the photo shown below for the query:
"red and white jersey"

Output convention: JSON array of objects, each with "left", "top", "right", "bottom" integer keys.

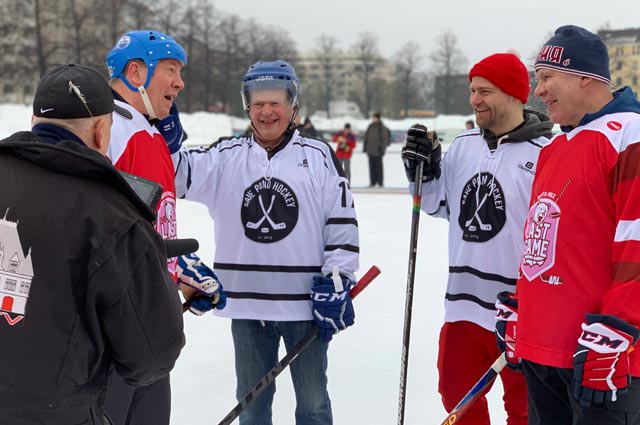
[
  {"left": 107, "top": 100, "right": 178, "bottom": 276},
  {"left": 516, "top": 111, "right": 640, "bottom": 374}
]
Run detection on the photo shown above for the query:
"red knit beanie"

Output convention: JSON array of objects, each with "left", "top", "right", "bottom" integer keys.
[{"left": 468, "top": 53, "right": 530, "bottom": 104}]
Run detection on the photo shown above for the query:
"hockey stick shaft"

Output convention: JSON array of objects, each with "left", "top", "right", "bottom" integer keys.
[
  {"left": 217, "top": 265, "right": 381, "bottom": 425},
  {"left": 439, "top": 353, "right": 507, "bottom": 425},
  {"left": 397, "top": 161, "right": 424, "bottom": 425}
]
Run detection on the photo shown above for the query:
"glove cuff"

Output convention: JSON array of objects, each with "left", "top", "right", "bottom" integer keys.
[
  {"left": 585, "top": 314, "right": 640, "bottom": 345},
  {"left": 497, "top": 291, "right": 518, "bottom": 309}
]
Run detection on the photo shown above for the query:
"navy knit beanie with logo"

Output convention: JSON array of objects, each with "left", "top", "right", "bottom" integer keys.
[
  {"left": 468, "top": 53, "right": 530, "bottom": 104},
  {"left": 533, "top": 25, "right": 611, "bottom": 85}
]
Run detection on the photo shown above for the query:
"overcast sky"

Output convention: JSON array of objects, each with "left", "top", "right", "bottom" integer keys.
[{"left": 211, "top": 0, "right": 639, "bottom": 70}]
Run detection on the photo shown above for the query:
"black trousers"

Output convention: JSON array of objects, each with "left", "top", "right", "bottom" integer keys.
[
  {"left": 522, "top": 360, "right": 640, "bottom": 425},
  {"left": 104, "top": 373, "right": 171, "bottom": 425},
  {"left": 368, "top": 155, "right": 384, "bottom": 186}
]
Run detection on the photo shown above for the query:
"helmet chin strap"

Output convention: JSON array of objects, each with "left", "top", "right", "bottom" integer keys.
[
  {"left": 138, "top": 85, "right": 157, "bottom": 120},
  {"left": 289, "top": 107, "right": 299, "bottom": 130}
]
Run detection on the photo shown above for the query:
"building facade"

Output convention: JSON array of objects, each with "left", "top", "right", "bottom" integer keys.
[
  {"left": 599, "top": 28, "right": 640, "bottom": 94},
  {"left": 295, "top": 50, "right": 396, "bottom": 117}
]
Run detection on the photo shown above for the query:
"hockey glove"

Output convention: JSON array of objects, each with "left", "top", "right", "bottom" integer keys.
[
  {"left": 401, "top": 124, "right": 441, "bottom": 183},
  {"left": 311, "top": 274, "right": 355, "bottom": 343},
  {"left": 177, "top": 253, "right": 226, "bottom": 316},
  {"left": 156, "top": 102, "right": 186, "bottom": 154},
  {"left": 495, "top": 291, "right": 521, "bottom": 371},
  {"left": 573, "top": 314, "right": 640, "bottom": 406}
]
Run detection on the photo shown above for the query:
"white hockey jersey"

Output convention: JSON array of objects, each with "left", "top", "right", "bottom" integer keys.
[
  {"left": 173, "top": 130, "right": 359, "bottom": 321},
  {"left": 417, "top": 113, "right": 552, "bottom": 331}
]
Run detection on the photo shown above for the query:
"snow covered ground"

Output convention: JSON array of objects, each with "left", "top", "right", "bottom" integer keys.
[{"left": 0, "top": 105, "right": 507, "bottom": 425}]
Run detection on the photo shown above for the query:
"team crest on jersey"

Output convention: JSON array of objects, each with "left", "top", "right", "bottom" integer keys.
[
  {"left": 157, "top": 192, "right": 178, "bottom": 274},
  {"left": 241, "top": 178, "right": 298, "bottom": 243},
  {"left": 521, "top": 197, "right": 560, "bottom": 281},
  {"left": 0, "top": 209, "right": 33, "bottom": 326},
  {"left": 458, "top": 172, "right": 506, "bottom": 242}
]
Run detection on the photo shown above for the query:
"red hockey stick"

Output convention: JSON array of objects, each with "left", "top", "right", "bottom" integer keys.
[{"left": 217, "top": 265, "right": 381, "bottom": 425}]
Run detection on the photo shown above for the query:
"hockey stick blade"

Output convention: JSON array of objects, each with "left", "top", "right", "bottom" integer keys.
[
  {"left": 217, "top": 265, "right": 381, "bottom": 425},
  {"left": 439, "top": 353, "right": 507, "bottom": 425}
]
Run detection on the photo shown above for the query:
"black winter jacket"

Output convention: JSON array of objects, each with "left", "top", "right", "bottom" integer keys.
[{"left": 0, "top": 131, "right": 185, "bottom": 424}]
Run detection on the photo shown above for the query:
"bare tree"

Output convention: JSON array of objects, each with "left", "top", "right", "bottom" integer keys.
[
  {"left": 156, "top": 0, "right": 182, "bottom": 35},
  {"left": 315, "top": 35, "right": 339, "bottom": 118},
  {"left": 198, "top": 0, "right": 219, "bottom": 112},
  {"left": 217, "top": 14, "right": 246, "bottom": 114},
  {"left": 1, "top": 0, "right": 299, "bottom": 114},
  {"left": 244, "top": 21, "right": 296, "bottom": 64},
  {"left": 32, "top": 0, "right": 67, "bottom": 76},
  {"left": 393, "top": 41, "right": 424, "bottom": 117},
  {"left": 101, "top": 0, "right": 128, "bottom": 47},
  {"left": 126, "top": 0, "right": 156, "bottom": 30},
  {"left": 179, "top": 0, "right": 202, "bottom": 112},
  {"left": 351, "top": 32, "right": 384, "bottom": 117},
  {"left": 67, "top": 0, "right": 99, "bottom": 63},
  {"left": 430, "top": 30, "right": 467, "bottom": 114}
]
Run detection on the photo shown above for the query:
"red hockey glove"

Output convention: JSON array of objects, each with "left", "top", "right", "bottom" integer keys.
[
  {"left": 573, "top": 314, "right": 640, "bottom": 406},
  {"left": 495, "top": 291, "right": 521, "bottom": 371}
]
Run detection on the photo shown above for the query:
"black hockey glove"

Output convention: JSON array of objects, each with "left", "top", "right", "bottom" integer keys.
[{"left": 401, "top": 124, "right": 441, "bottom": 183}]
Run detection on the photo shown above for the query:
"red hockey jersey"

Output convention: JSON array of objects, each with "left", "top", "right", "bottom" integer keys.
[
  {"left": 516, "top": 109, "right": 640, "bottom": 375},
  {"left": 107, "top": 100, "right": 179, "bottom": 276}
]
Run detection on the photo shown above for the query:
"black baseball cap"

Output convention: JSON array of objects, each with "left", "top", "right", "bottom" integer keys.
[{"left": 33, "top": 64, "right": 131, "bottom": 119}]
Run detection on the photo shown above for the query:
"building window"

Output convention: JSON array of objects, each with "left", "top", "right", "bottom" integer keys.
[
  {"left": 616, "top": 61, "right": 623, "bottom": 70},
  {"left": 3, "top": 84, "right": 13, "bottom": 95},
  {"left": 633, "top": 75, "right": 638, "bottom": 86},
  {"left": 616, "top": 77, "right": 623, "bottom": 87},
  {"left": 19, "top": 282, "right": 29, "bottom": 294},
  {"left": 4, "top": 278, "right": 16, "bottom": 291}
]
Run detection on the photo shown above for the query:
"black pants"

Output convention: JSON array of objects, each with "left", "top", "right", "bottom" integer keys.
[
  {"left": 522, "top": 360, "right": 640, "bottom": 425},
  {"left": 0, "top": 403, "right": 111, "bottom": 424},
  {"left": 104, "top": 373, "right": 171, "bottom": 425},
  {"left": 368, "top": 155, "right": 383, "bottom": 186}
]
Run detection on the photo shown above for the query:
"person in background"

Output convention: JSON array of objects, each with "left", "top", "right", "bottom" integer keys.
[
  {"left": 332, "top": 122, "right": 356, "bottom": 182},
  {"left": 363, "top": 112, "right": 390, "bottom": 187},
  {"left": 104, "top": 30, "right": 225, "bottom": 425},
  {"left": 465, "top": 119, "right": 475, "bottom": 130},
  {"left": 401, "top": 53, "right": 553, "bottom": 425},
  {"left": 0, "top": 64, "right": 184, "bottom": 424},
  {"left": 170, "top": 60, "right": 359, "bottom": 425},
  {"left": 506, "top": 25, "right": 640, "bottom": 425},
  {"left": 299, "top": 116, "right": 323, "bottom": 141}
]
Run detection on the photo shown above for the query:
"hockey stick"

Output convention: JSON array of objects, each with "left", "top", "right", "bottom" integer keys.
[
  {"left": 217, "top": 265, "right": 381, "bottom": 425},
  {"left": 246, "top": 195, "right": 275, "bottom": 229},
  {"left": 397, "top": 160, "right": 424, "bottom": 425},
  {"left": 439, "top": 353, "right": 507, "bottom": 425},
  {"left": 258, "top": 194, "right": 286, "bottom": 230}
]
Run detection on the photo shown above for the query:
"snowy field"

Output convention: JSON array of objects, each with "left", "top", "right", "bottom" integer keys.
[{"left": 0, "top": 105, "right": 508, "bottom": 425}]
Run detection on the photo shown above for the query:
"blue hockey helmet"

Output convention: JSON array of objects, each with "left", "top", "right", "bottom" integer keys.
[
  {"left": 241, "top": 60, "right": 300, "bottom": 111},
  {"left": 106, "top": 30, "right": 187, "bottom": 90}
]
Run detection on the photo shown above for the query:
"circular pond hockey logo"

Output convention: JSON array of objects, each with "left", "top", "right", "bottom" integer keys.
[
  {"left": 241, "top": 177, "right": 298, "bottom": 243},
  {"left": 457, "top": 172, "right": 506, "bottom": 242}
]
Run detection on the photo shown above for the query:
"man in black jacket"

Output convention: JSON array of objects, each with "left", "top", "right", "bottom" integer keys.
[{"left": 0, "top": 64, "right": 185, "bottom": 425}]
